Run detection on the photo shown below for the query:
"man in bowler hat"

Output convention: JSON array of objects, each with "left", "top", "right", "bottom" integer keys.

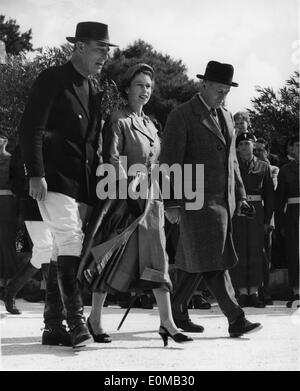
[
  {"left": 19, "top": 22, "right": 117, "bottom": 347},
  {"left": 160, "top": 61, "right": 262, "bottom": 337}
]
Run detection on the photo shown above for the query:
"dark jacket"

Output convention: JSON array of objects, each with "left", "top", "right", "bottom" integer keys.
[
  {"left": 238, "top": 156, "right": 274, "bottom": 224},
  {"left": 160, "top": 94, "right": 246, "bottom": 273},
  {"left": 19, "top": 61, "right": 102, "bottom": 205}
]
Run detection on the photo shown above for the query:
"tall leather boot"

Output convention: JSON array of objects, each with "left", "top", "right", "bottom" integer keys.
[
  {"left": 57, "top": 256, "right": 92, "bottom": 347},
  {"left": 41, "top": 261, "right": 72, "bottom": 347},
  {"left": 3, "top": 262, "right": 39, "bottom": 314}
]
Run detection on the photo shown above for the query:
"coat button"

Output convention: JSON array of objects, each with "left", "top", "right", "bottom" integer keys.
[
  {"left": 149, "top": 151, "right": 154, "bottom": 157},
  {"left": 217, "top": 145, "right": 222, "bottom": 151},
  {"left": 150, "top": 141, "right": 154, "bottom": 146},
  {"left": 78, "top": 114, "right": 83, "bottom": 119}
]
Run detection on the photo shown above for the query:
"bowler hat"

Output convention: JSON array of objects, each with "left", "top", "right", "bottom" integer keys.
[
  {"left": 66, "top": 21, "right": 118, "bottom": 47},
  {"left": 236, "top": 132, "right": 256, "bottom": 147},
  {"left": 197, "top": 61, "right": 238, "bottom": 87}
]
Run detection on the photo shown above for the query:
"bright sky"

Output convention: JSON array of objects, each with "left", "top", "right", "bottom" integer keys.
[{"left": 1, "top": 0, "right": 299, "bottom": 113}]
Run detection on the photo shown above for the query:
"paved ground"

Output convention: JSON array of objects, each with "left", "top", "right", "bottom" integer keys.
[{"left": 0, "top": 299, "right": 299, "bottom": 371}]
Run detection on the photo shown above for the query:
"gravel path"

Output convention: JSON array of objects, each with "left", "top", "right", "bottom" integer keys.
[{"left": 1, "top": 300, "right": 299, "bottom": 371}]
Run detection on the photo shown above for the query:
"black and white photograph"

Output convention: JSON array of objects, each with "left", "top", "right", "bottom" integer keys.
[{"left": 0, "top": 0, "right": 299, "bottom": 376}]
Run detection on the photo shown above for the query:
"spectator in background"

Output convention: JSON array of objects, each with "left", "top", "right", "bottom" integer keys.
[
  {"left": 233, "top": 111, "right": 252, "bottom": 136},
  {"left": 280, "top": 137, "right": 296, "bottom": 167},
  {"left": 253, "top": 138, "right": 279, "bottom": 305},
  {"left": 275, "top": 135, "right": 299, "bottom": 308},
  {"left": 230, "top": 133, "right": 274, "bottom": 307},
  {"left": 254, "top": 138, "right": 280, "bottom": 188},
  {"left": 0, "top": 134, "right": 19, "bottom": 295}
]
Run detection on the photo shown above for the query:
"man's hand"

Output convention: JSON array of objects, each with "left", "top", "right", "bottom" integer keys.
[
  {"left": 236, "top": 199, "right": 250, "bottom": 216},
  {"left": 264, "top": 223, "right": 274, "bottom": 234},
  {"left": 29, "top": 177, "right": 48, "bottom": 201},
  {"left": 165, "top": 208, "right": 181, "bottom": 224}
]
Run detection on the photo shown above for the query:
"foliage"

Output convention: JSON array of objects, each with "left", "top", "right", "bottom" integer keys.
[
  {"left": 0, "top": 44, "right": 74, "bottom": 149},
  {"left": 0, "top": 15, "right": 33, "bottom": 55},
  {"left": 1, "top": 39, "right": 200, "bottom": 149},
  {"left": 248, "top": 71, "right": 299, "bottom": 154}
]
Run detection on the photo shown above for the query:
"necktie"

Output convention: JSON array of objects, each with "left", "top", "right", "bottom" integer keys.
[
  {"left": 211, "top": 108, "right": 217, "bottom": 117},
  {"left": 83, "top": 79, "right": 89, "bottom": 96}
]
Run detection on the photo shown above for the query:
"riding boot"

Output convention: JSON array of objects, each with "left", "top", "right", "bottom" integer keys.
[
  {"left": 57, "top": 255, "right": 92, "bottom": 347},
  {"left": 3, "top": 262, "right": 39, "bottom": 314},
  {"left": 41, "top": 261, "right": 71, "bottom": 346}
]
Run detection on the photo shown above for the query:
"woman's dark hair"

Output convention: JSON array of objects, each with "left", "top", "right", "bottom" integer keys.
[
  {"left": 256, "top": 138, "right": 269, "bottom": 152},
  {"left": 284, "top": 135, "right": 299, "bottom": 154}
]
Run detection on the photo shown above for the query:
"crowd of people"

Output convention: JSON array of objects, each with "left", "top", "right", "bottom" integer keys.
[{"left": 0, "top": 21, "right": 299, "bottom": 349}]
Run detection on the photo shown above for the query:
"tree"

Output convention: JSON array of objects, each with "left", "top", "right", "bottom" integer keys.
[
  {"left": 0, "top": 44, "right": 72, "bottom": 148},
  {"left": 0, "top": 15, "right": 33, "bottom": 55},
  {"left": 248, "top": 71, "right": 299, "bottom": 154},
  {"left": 102, "top": 39, "right": 200, "bottom": 127}
]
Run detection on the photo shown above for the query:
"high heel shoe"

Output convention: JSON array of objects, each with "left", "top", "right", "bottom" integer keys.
[
  {"left": 158, "top": 325, "right": 193, "bottom": 347},
  {"left": 87, "top": 317, "right": 112, "bottom": 343}
]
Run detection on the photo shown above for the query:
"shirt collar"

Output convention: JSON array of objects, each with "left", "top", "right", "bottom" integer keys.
[
  {"left": 124, "top": 105, "right": 150, "bottom": 123},
  {"left": 68, "top": 61, "right": 89, "bottom": 82}
]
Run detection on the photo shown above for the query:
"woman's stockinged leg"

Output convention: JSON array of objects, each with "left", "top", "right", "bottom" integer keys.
[
  {"left": 152, "top": 288, "right": 179, "bottom": 335},
  {"left": 88, "top": 291, "right": 107, "bottom": 334}
]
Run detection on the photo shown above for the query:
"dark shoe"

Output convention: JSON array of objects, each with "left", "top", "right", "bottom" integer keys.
[
  {"left": 237, "top": 294, "right": 249, "bottom": 308},
  {"left": 187, "top": 298, "right": 194, "bottom": 309},
  {"left": 229, "top": 315, "right": 262, "bottom": 337},
  {"left": 56, "top": 256, "right": 90, "bottom": 343},
  {"left": 139, "top": 294, "right": 154, "bottom": 309},
  {"left": 2, "top": 262, "right": 39, "bottom": 314},
  {"left": 119, "top": 300, "right": 131, "bottom": 309},
  {"left": 42, "top": 324, "right": 72, "bottom": 347},
  {"left": 87, "top": 317, "right": 112, "bottom": 343},
  {"left": 264, "top": 296, "right": 273, "bottom": 305},
  {"left": 69, "top": 322, "right": 93, "bottom": 348},
  {"left": 248, "top": 294, "right": 265, "bottom": 308},
  {"left": 193, "top": 294, "right": 211, "bottom": 309},
  {"left": 174, "top": 319, "right": 204, "bottom": 333},
  {"left": 159, "top": 325, "right": 193, "bottom": 347},
  {"left": 286, "top": 294, "right": 300, "bottom": 308},
  {"left": 3, "top": 294, "right": 21, "bottom": 315}
]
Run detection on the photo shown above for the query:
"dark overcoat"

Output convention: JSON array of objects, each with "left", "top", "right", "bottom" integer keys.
[
  {"left": 230, "top": 156, "right": 274, "bottom": 288},
  {"left": 275, "top": 160, "right": 299, "bottom": 287},
  {"left": 160, "top": 94, "right": 246, "bottom": 273},
  {"left": 19, "top": 61, "right": 102, "bottom": 205}
]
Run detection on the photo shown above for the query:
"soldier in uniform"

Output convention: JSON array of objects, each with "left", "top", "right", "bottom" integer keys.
[
  {"left": 275, "top": 135, "right": 299, "bottom": 308},
  {"left": 230, "top": 133, "right": 274, "bottom": 307}
]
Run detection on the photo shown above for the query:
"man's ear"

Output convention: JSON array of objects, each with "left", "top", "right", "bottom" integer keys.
[{"left": 76, "top": 41, "right": 85, "bottom": 54}]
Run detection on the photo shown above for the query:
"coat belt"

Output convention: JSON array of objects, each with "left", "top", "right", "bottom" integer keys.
[
  {"left": 246, "top": 194, "right": 262, "bottom": 201},
  {"left": 287, "top": 197, "right": 300, "bottom": 204}
]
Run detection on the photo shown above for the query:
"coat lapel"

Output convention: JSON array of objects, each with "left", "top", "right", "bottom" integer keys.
[
  {"left": 191, "top": 94, "right": 226, "bottom": 146},
  {"left": 72, "top": 81, "right": 90, "bottom": 119},
  {"left": 219, "top": 107, "right": 235, "bottom": 147},
  {"left": 128, "top": 109, "right": 157, "bottom": 142}
]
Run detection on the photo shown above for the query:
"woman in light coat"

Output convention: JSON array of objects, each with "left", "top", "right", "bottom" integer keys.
[{"left": 78, "top": 63, "right": 192, "bottom": 347}]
